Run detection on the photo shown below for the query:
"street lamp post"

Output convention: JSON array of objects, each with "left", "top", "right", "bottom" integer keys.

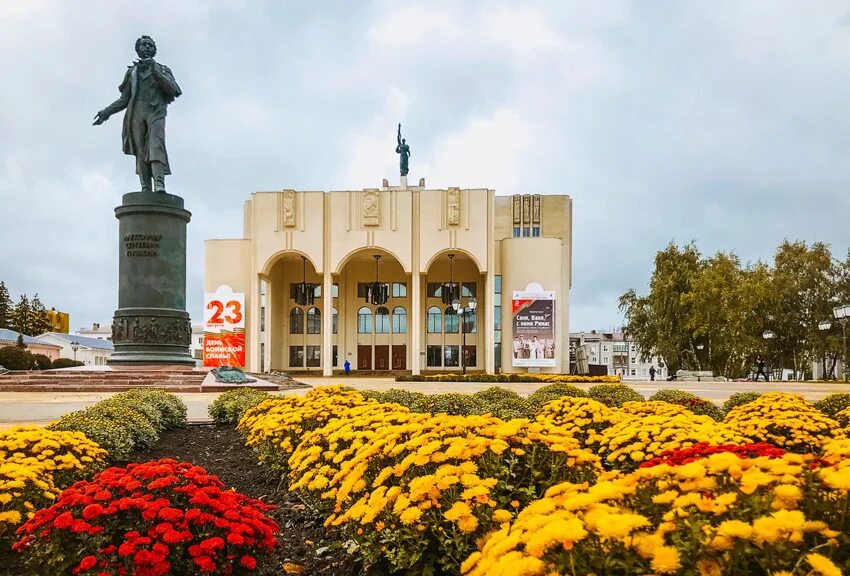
[
  {"left": 762, "top": 330, "right": 775, "bottom": 381},
  {"left": 833, "top": 304, "right": 850, "bottom": 382},
  {"left": 452, "top": 297, "right": 477, "bottom": 374},
  {"left": 695, "top": 344, "right": 705, "bottom": 372},
  {"left": 70, "top": 341, "right": 80, "bottom": 363},
  {"left": 818, "top": 320, "right": 832, "bottom": 380}
]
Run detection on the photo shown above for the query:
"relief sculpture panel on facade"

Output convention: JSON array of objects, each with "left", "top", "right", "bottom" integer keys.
[
  {"left": 362, "top": 189, "right": 380, "bottom": 226},
  {"left": 512, "top": 195, "right": 521, "bottom": 224},
  {"left": 447, "top": 187, "right": 460, "bottom": 225},
  {"left": 282, "top": 190, "right": 296, "bottom": 228}
]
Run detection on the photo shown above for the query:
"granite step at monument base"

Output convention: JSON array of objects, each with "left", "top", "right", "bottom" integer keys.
[{"left": 0, "top": 368, "right": 284, "bottom": 393}]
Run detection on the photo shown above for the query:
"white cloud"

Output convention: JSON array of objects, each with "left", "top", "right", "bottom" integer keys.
[{"left": 368, "top": 5, "right": 461, "bottom": 46}]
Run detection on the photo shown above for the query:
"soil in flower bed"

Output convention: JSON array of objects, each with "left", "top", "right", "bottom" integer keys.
[{"left": 0, "top": 425, "right": 355, "bottom": 576}]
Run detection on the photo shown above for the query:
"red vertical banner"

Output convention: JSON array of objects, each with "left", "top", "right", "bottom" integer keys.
[{"left": 203, "top": 285, "right": 246, "bottom": 368}]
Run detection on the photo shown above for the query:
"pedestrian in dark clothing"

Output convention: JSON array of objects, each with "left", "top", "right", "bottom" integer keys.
[
  {"left": 754, "top": 357, "right": 768, "bottom": 381},
  {"left": 649, "top": 365, "right": 656, "bottom": 381}
]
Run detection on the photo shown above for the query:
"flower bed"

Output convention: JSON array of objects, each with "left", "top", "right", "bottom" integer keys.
[{"left": 13, "top": 459, "right": 278, "bottom": 575}]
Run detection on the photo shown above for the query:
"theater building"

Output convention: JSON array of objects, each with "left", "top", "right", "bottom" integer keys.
[{"left": 204, "top": 177, "right": 572, "bottom": 375}]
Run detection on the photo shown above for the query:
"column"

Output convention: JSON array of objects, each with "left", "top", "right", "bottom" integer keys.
[
  {"left": 485, "top": 270, "right": 496, "bottom": 374},
  {"left": 410, "top": 272, "right": 421, "bottom": 375},
  {"left": 322, "top": 272, "right": 333, "bottom": 376}
]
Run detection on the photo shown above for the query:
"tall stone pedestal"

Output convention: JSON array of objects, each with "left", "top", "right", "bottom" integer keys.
[{"left": 108, "top": 192, "right": 195, "bottom": 366}]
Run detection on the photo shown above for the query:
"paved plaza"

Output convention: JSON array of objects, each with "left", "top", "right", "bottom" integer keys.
[{"left": 1, "top": 378, "right": 849, "bottom": 429}]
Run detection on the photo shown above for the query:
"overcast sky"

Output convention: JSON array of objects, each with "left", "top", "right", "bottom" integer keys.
[{"left": 1, "top": 1, "right": 849, "bottom": 334}]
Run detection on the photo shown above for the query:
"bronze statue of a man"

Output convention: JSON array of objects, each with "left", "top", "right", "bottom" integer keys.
[{"left": 94, "top": 36, "right": 181, "bottom": 193}]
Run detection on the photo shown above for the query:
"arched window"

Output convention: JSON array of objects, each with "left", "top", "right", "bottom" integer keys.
[
  {"left": 358, "top": 306, "right": 373, "bottom": 334},
  {"left": 375, "top": 306, "right": 390, "bottom": 334},
  {"left": 427, "top": 306, "right": 442, "bottom": 333},
  {"left": 289, "top": 307, "right": 304, "bottom": 334},
  {"left": 444, "top": 307, "right": 459, "bottom": 334},
  {"left": 332, "top": 307, "right": 338, "bottom": 335},
  {"left": 306, "top": 307, "right": 321, "bottom": 334},
  {"left": 392, "top": 306, "right": 407, "bottom": 334}
]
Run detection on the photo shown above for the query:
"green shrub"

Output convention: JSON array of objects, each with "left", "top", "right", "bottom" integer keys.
[
  {"left": 484, "top": 397, "right": 535, "bottom": 420},
  {"left": 85, "top": 403, "right": 159, "bottom": 450},
  {"left": 0, "top": 346, "right": 33, "bottom": 370},
  {"left": 30, "top": 354, "right": 52, "bottom": 370},
  {"left": 472, "top": 386, "right": 522, "bottom": 404},
  {"left": 48, "top": 412, "right": 135, "bottom": 460},
  {"left": 722, "top": 392, "right": 763, "bottom": 413},
  {"left": 423, "top": 393, "right": 489, "bottom": 416},
  {"left": 208, "top": 388, "right": 273, "bottom": 424},
  {"left": 587, "top": 384, "right": 644, "bottom": 408},
  {"left": 50, "top": 358, "right": 84, "bottom": 369},
  {"left": 360, "top": 388, "right": 431, "bottom": 412},
  {"left": 648, "top": 389, "right": 724, "bottom": 421},
  {"left": 527, "top": 382, "right": 587, "bottom": 409},
  {"left": 120, "top": 388, "right": 187, "bottom": 429},
  {"left": 814, "top": 393, "right": 850, "bottom": 418}
]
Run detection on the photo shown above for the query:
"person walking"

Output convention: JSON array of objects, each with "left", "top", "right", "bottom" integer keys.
[
  {"left": 344, "top": 359, "right": 351, "bottom": 376},
  {"left": 754, "top": 357, "right": 768, "bottom": 381},
  {"left": 649, "top": 365, "right": 656, "bottom": 382}
]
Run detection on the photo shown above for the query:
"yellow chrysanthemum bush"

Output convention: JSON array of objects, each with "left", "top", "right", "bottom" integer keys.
[
  {"left": 534, "top": 396, "right": 628, "bottom": 448},
  {"left": 619, "top": 400, "right": 691, "bottom": 418},
  {"left": 0, "top": 456, "right": 57, "bottom": 548},
  {"left": 463, "top": 450, "right": 850, "bottom": 576},
  {"left": 724, "top": 393, "right": 846, "bottom": 453},
  {"left": 597, "top": 413, "right": 745, "bottom": 470},
  {"left": 0, "top": 426, "right": 107, "bottom": 489},
  {"left": 238, "top": 385, "right": 367, "bottom": 473},
  {"left": 288, "top": 403, "right": 601, "bottom": 574}
]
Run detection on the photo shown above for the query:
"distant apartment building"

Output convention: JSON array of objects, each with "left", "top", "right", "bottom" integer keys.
[{"left": 569, "top": 331, "right": 667, "bottom": 380}]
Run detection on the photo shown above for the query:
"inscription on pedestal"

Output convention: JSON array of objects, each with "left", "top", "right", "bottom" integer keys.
[{"left": 124, "top": 233, "right": 162, "bottom": 257}]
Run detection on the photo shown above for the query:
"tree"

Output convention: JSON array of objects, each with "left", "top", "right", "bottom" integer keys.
[
  {"left": 619, "top": 242, "right": 702, "bottom": 374},
  {"left": 29, "top": 294, "right": 52, "bottom": 336},
  {"left": 16, "top": 333, "right": 26, "bottom": 349},
  {"left": 10, "top": 293, "right": 32, "bottom": 336},
  {"left": 0, "top": 282, "right": 11, "bottom": 330}
]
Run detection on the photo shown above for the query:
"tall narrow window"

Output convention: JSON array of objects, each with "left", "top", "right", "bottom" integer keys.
[
  {"left": 289, "top": 308, "right": 304, "bottom": 334},
  {"left": 375, "top": 306, "right": 390, "bottom": 334},
  {"left": 462, "top": 311, "right": 477, "bottom": 334},
  {"left": 427, "top": 345, "right": 442, "bottom": 367},
  {"left": 332, "top": 307, "right": 338, "bottom": 334},
  {"left": 444, "top": 307, "right": 459, "bottom": 334},
  {"left": 392, "top": 306, "right": 407, "bottom": 334},
  {"left": 306, "top": 345, "right": 321, "bottom": 367},
  {"left": 306, "top": 307, "right": 321, "bottom": 334},
  {"left": 444, "top": 345, "right": 459, "bottom": 367},
  {"left": 427, "top": 306, "right": 442, "bottom": 333},
  {"left": 358, "top": 307, "right": 372, "bottom": 334},
  {"left": 289, "top": 346, "right": 304, "bottom": 367}
]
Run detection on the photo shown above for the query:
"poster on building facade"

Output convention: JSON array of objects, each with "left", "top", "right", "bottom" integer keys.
[
  {"left": 203, "top": 285, "right": 246, "bottom": 368},
  {"left": 511, "top": 289, "right": 556, "bottom": 367}
]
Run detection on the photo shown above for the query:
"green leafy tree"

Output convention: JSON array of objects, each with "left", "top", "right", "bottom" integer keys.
[
  {"left": 619, "top": 242, "right": 701, "bottom": 374},
  {"left": 0, "top": 281, "right": 11, "bottom": 330},
  {"left": 16, "top": 333, "right": 26, "bottom": 349},
  {"left": 29, "top": 293, "right": 52, "bottom": 336},
  {"left": 10, "top": 293, "right": 32, "bottom": 336},
  {"left": 768, "top": 241, "right": 836, "bottom": 379}
]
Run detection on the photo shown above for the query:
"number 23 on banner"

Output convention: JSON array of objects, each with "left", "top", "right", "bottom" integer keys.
[{"left": 206, "top": 300, "right": 243, "bottom": 325}]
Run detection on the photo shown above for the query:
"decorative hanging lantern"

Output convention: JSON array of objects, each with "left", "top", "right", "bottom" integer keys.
[
  {"left": 366, "top": 255, "right": 388, "bottom": 306},
  {"left": 295, "top": 256, "right": 315, "bottom": 306}
]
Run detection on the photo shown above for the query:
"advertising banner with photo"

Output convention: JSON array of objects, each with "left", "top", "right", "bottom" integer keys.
[
  {"left": 203, "top": 285, "right": 246, "bottom": 368},
  {"left": 511, "top": 289, "right": 556, "bottom": 367}
]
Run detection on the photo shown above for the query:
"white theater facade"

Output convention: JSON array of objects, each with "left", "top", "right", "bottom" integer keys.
[{"left": 204, "top": 177, "right": 572, "bottom": 375}]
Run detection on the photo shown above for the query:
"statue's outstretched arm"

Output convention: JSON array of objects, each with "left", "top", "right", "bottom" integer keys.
[{"left": 95, "top": 70, "right": 132, "bottom": 123}]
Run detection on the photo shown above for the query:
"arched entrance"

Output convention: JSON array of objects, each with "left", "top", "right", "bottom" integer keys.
[
  {"left": 423, "top": 251, "right": 483, "bottom": 372},
  {"left": 338, "top": 249, "right": 409, "bottom": 372},
  {"left": 264, "top": 252, "right": 335, "bottom": 372}
]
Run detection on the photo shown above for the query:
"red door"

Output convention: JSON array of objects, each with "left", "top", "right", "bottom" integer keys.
[
  {"left": 392, "top": 345, "right": 406, "bottom": 370},
  {"left": 358, "top": 345, "right": 372, "bottom": 370},
  {"left": 375, "top": 345, "right": 389, "bottom": 370}
]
